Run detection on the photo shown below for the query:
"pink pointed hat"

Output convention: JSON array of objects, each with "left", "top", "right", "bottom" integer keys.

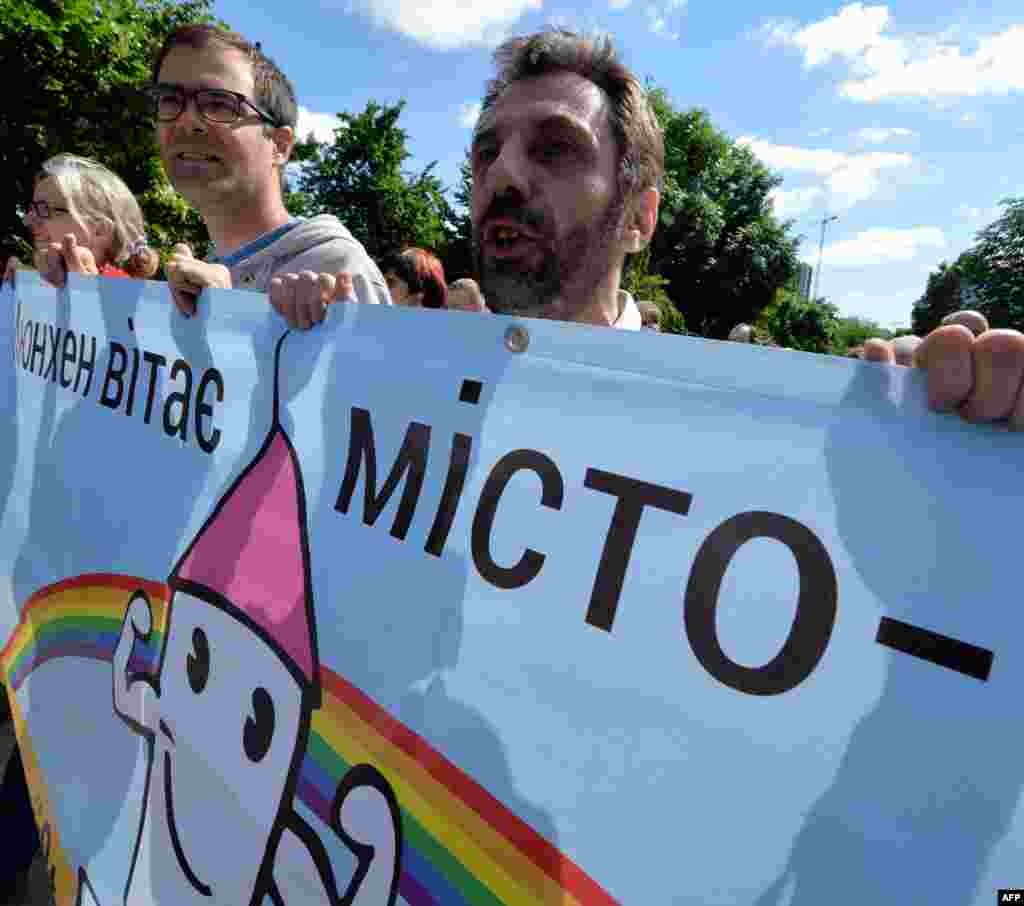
[{"left": 170, "top": 426, "right": 317, "bottom": 690}]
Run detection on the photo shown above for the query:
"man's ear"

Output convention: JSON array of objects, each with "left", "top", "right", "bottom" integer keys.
[
  {"left": 272, "top": 125, "right": 295, "bottom": 165},
  {"left": 621, "top": 187, "right": 660, "bottom": 253}
]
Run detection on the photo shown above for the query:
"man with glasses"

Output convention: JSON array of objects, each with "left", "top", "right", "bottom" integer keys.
[{"left": 149, "top": 26, "right": 389, "bottom": 326}]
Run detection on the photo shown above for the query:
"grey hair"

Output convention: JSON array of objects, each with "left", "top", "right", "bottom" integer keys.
[{"left": 38, "top": 154, "right": 149, "bottom": 266}]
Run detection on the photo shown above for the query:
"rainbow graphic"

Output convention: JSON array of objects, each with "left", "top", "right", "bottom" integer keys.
[{"left": 1, "top": 574, "right": 620, "bottom": 906}]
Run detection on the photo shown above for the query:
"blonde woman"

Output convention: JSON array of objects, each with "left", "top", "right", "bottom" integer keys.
[{"left": 4, "top": 154, "right": 160, "bottom": 288}]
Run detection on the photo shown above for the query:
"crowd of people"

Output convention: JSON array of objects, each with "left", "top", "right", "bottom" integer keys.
[{"left": 3, "top": 21, "right": 1024, "bottom": 900}]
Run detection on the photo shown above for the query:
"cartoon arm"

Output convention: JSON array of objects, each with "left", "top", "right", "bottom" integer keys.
[
  {"left": 75, "top": 867, "right": 101, "bottom": 906},
  {"left": 272, "top": 764, "right": 402, "bottom": 906},
  {"left": 112, "top": 591, "right": 159, "bottom": 734}
]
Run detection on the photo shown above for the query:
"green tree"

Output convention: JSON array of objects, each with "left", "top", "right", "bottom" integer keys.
[
  {"left": 622, "top": 246, "right": 685, "bottom": 333},
  {"left": 913, "top": 199, "right": 1024, "bottom": 334},
  {"left": 911, "top": 260, "right": 968, "bottom": 336},
  {"left": 646, "top": 90, "right": 801, "bottom": 339},
  {"left": 0, "top": 0, "right": 223, "bottom": 270},
  {"left": 437, "top": 154, "right": 476, "bottom": 282},
  {"left": 756, "top": 290, "right": 840, "bottom": 354},
  {"left": 282, "top": 134, "right": 333, "bottom": 221},
  {"left": 296, "top": 100, "right": 454, "bottom": 261},
  {"left": 960, "top": 198, "right": 1024, "bottom": 331},
  {"left": 831, "top": 315, "right": 897, "bottom": 355}
]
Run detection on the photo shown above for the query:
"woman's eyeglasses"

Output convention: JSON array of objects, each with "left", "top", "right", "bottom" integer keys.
[{"left": 26, "top": 200, "right": 70, "bottom": 220}]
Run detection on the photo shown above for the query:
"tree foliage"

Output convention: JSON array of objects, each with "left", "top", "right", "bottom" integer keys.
[
  {"left": 914, "top": 199, "right": 1024, "bottom": 334},
  {"left": 645, "top": 89, "right": 802, "bottom": 338},
  {"left": 756, "top": 290, "right": 840, "bottom": 354},
  {"left": 831, "top": 314, "right": 897, "bottom": 355},
  {"left": 295, "top": 101, "right": 454, "bottom": 261},
  {"left": 0, "top": 0, "right": 222, "bottom": 269},
  {"left": 622, "top": 246, "right": 685, "bottom": 333},
  {"left": 911, "top": 260, "right": 967, "bottom": 336},
  {"left": 960, "top": 198, "right": 1024, "bottom": 330},
  {"left": 438, "top": 155, "right": 475, "bottom": 282}
]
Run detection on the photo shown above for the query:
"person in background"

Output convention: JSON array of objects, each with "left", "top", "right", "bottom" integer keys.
[
  {"left": 941, "top": 310, "right": 987, "bottom": 337},
  {"left": 728, "top": 323, "right": 754, "bottom": 343},
  {"left": 148, "top": 25, "right": 388, "bottom": 328},
  {"left": 4, "top": 153, "right": 160, "bottom": 288},
  {"left": 891, "top": 335, "right": 922, "bottom": 367},
  {"left": 447, "top": 277, "right": 490, "bottom": 313},
  {"left": 378, "top": 247, "right": 448, "bottom": 308},
  {"left": 637, "top": 300, "right": 661, "bottom": 331}
]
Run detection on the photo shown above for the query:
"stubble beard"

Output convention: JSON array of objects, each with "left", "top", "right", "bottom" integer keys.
[{"left": 476, "top": 191, "right": 627, "bottom": 320}]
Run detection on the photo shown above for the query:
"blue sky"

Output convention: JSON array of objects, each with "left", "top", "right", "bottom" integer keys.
[{"left": 212, "top": 0, "right": 1024, "bottom": 329}]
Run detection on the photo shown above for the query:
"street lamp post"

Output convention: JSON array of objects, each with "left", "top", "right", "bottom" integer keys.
[{"left": 813, "top": 214, "right": 839, "bottom": 302}]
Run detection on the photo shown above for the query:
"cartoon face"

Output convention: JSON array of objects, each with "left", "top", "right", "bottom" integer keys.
[{"left": 128, "top": 591, "right": 304, "bottom": 906}]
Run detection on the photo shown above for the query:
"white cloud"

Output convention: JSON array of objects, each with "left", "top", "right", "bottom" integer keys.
[
  {"left": 296, "top": 106, "right": 342, "bottom": 144},
  {"left": 955, "top": 203, "right": 1000, "bottom": 223},
  {"left": 852, "top": 126, "right": 914, "bottom": 144},
  {"left": 609, "top": 0, "right": 632, "bottom": 9},
  {"left": 356, "top": 0, "right": 542, "bottom": 49},
  {"left": 458, "top": 102, "right": 482, "bottom": 129},
  {"left": 763, "top": 4, "right": 1024, "bottom": 102},
  {"left": 802, "top": 226, "right": 946, "bottom": 268},
  {"left": 738, "top": 136, "right": 915, "bottom": 210},
  {"left": 646, "top": 6, "right": 678, "bottom": 39},
  {"left": 959, "top": 111, "right": 979, "bottom": 126},
  {"left": 645, "top": 0, "right": 685, "bottom": 39},
  {"left": 769, "top": 186, "right": 825, "bottom": 219},
  {"left": 764, "top": 3, "right": 893, "bottom": 66}
]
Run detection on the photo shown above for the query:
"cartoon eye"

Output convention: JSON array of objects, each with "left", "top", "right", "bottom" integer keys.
[
  {"left": 186, "top": 627, "right": 210, "bottom": 694},
  {"left": 244, "top": 687, "right": 275, "bottom": 763}
]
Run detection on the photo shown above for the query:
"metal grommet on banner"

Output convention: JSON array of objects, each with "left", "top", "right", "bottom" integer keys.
[{"left": 504, "top": 325, "right": 529, "bottom": 354}]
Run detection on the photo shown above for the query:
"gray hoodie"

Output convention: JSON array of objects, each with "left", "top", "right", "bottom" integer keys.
[{"left": 221, "top": 214, "right": 391, "bottom": 306}]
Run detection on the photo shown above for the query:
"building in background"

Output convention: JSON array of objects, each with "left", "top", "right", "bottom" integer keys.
[{"left": 797, "top": 262, "right": 813, "bottom": 300}]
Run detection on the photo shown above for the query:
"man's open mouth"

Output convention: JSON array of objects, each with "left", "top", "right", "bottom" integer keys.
[
  {"left": 493, "top": 226, "right": 526, "bottom": 247},
  {"left": 164, "top": 751, "right": 212, "bottom": 897},
  {"left": 485, "top": 226, "right": 542, "bottom": 259},
  {"left": 176, "top": 152, "right": 220, "bottom": 162}
]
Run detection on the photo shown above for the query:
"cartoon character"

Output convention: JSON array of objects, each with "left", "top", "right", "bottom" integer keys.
[{"left": 76, "top": 334, "right": 402, "bottom": 906}]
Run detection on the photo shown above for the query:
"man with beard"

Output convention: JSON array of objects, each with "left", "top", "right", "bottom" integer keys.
[
  {"left": 467, "top": 28, "right": 1024, "bottom": 427},
  {"left": 468, "top": 32, "right": 659, "bottom": 330},
  {"left": 148, "top": 26, "right": 389, "bottom": 328}
]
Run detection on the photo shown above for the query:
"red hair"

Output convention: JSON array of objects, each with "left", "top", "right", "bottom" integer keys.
[{"left": 381, "top": 247, "right": 448, "bottom": 309}]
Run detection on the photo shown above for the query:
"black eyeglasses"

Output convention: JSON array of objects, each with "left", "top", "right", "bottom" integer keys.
[
  {"left": 26, "top": 200, "right": 70, "bottom": 220},
  {"left": 144, "top": 85, "right": 281, "bottom": 127}
]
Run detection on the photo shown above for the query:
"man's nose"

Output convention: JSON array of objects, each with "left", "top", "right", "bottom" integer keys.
[
  {"left": 173, "top": 96, "right": 207, "bottom": 135},
  {"left": 487, "top": 139, "right": 531, "bottom": 201}
]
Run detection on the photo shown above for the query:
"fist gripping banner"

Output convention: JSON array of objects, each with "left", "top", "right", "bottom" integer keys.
[{"left": 2, "top": 272, "right": 1024, "bottom": 905}]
